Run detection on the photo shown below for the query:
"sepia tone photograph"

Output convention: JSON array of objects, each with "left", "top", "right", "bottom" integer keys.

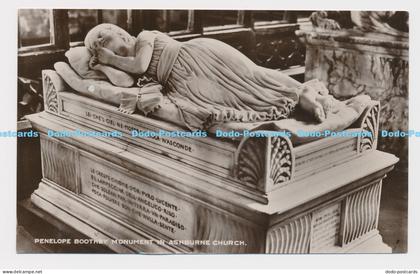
[{"left": 16, "top": 8, "right": 408, "bottom": 254}]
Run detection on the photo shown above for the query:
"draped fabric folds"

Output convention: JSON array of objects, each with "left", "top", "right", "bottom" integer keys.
[{"left": 144, "top": 31, "right": 300, "bottom": 131}]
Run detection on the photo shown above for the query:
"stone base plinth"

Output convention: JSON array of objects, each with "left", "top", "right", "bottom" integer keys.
[{"left": 26, "top": 112, "right": 398, "bottom": 254}]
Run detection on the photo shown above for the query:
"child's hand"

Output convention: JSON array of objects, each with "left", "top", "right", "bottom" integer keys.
[
  {"left": 96, "top": 47, "right": 115, "bottom": 65},
  {"left": 89, "top": 56, "right": 99, "bottom": 69}
]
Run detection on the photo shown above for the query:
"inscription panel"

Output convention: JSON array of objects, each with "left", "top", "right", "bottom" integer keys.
[
  {"left": 310, "top": 203, "right": 341, "bottom": 252},
  {"left": 294, "top": 138, "right": 357, "bottom": 180},
  {"left": 79, "top": 155, "right": 196, "bottom": 240},
  {"left": 61, "top": 97, "right": 235, "bottom": 171}
]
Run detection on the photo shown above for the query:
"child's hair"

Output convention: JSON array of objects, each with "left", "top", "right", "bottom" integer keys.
[{"left": 84, "top": 23, "right": 134, "bottom": 51}]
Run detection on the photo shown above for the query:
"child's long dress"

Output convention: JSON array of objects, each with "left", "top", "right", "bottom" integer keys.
[{"left": 143, "top": 30, "right": 300, "bottom": 130}]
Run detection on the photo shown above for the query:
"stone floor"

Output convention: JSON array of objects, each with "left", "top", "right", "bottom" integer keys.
[{"left": 16, "top": 225, "right": 47, "bottom": 253}]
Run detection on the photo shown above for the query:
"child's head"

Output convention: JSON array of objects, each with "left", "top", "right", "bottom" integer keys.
[{"left": 84, "top": 23, "right": 135, "bottom": 57}]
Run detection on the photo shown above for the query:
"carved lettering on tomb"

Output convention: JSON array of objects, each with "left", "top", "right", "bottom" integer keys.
[
  {"left": 310, "top": 203, "right": 341, "bottom": 252},
  {"left": 79, "top": 156, "right": 195, "bottom": 239}
]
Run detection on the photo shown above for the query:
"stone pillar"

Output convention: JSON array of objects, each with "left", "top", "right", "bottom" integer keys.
[{"left": 297, "top": 30, "right": 408, "bottom": 165}]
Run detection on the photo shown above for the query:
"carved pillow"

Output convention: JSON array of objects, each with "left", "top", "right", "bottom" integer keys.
[{"left": 65, "top": 47, "right": 107, "bottom": 80}]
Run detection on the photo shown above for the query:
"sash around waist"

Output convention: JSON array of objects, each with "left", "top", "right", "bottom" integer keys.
[{"left": 156, "top": 40, "right": 182, "bottom": 85}]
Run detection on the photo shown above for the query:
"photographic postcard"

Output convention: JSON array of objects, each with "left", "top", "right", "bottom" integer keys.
[{"left": 1, "top": 0, "right": 418, "bottom": 271}]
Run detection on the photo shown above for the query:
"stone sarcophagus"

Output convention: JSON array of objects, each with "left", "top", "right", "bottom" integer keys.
[{"left": 25, "top": 70, "right": 398, "bottom": 253}]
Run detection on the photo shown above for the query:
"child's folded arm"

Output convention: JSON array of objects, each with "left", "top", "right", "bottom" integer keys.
[{"left": 92, "top": 63, "right": 135, "bottom": 88}]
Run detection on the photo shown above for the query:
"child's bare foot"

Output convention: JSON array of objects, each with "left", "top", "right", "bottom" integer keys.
[
  {"left": 298, "top": 85, "right": 343, "bottom": 122},
  {"left": 316, "top": 94, "right": 343, "bottom": 115},
  {"left": 298, "top": 85, "right": 327, "bottom": 122}
]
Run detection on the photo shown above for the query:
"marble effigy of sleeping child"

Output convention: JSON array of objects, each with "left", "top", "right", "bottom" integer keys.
[
  {"left": 56, "top": 23, "right": 369, "bottom": 131},
  {"left": 55, "top": 46, "right": 164, "bottom": 116}
]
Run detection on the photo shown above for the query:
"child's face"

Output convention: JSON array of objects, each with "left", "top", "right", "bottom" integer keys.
[{"left": 100, "top": 33, "right": 131, "bottom": 57}]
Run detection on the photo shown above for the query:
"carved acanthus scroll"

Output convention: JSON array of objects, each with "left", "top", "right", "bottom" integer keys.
[
  {"left": 358, "top": 101, "right": 380, "bottom": 153},
  {"left": 235, "top": 137, "right": 267, "bottom": 190},
  {"left": 234, "top": 133, "right": 294, "bottom": 194},
  {"left": 42, "top": 70, "right": 67, "bottom": 114},
  {"left": 270, "top": 136, "right": 294, "bottom": 185}
]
